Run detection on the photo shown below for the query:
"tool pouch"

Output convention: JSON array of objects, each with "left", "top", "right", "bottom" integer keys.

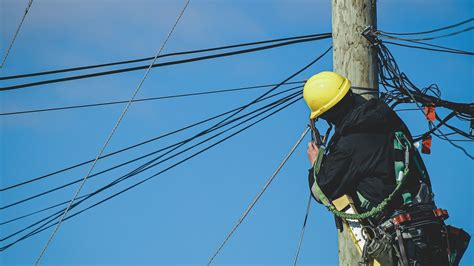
[
  {"left": 359, "top": 226, "right": 395, "bottom": 265},
  {"left": 447, "top": 225, "right": 471, "bottom": 265}
]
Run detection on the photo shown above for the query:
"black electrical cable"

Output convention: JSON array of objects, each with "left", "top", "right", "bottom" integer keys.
[
  {"left": 0, "top": 195, "right": 84, "bottom": 226},
  {"left": 432, "top": 128, "right": 474, "bottom": 159},
  {"left": 0, "top": 85, "right": 302, "bottom": 192},
  {"left": 438, "top": 121, "right": 473, "bottom": 140},
  {"left": 384, "top": 41, "right": 474, "bottom": 56},
  {"left": 0, "top": 35, "right": 331, "bottom": 91},
  {"left": 5, "top": 44, "right": 317, "bottom": 194},
  {"left": 0, "top": 81, "right": 304, "bottom": 116},
  {"left": 413, "top": 111, "right": 457, "bottom": 141},
  {"left": 378, "top": 18, "right": 473, "bottom": 36},
  {"left": 0, "top": 94, "right": 302, "bottom": 250},
  {"left": 386, "top": 37, "right": 473, "bottom": 54},
  {"left": 0, "top": 92, "right": 301, "bottom": 242},
  {"left": 378, "top": 26, "right": 473, "bottom": 42},
  {"left": 372, "top": 37, "right": 473, "bottom": 156},
  {"left": 377, "top": 41, "right": 472, "bottom": 115},
  {"left": 0, "top": 33, "right": 329, "bottom": 81},
  {"left": 1, "top": 89, "right": 302, "bottom": 210},
  {"left": 372, "top": 34, "right": 468, "bottom": 139},
  {"left": 2, "top": 48, "right": 330, "bottom": 248},
  {"left": 202, "top": 46, "right": 331, "bottom": 140},
  {"left": 14, "top": 98, "right": 305, "bottom": 249},
  {"left": 395, "top": 108, "right": 421, "bottom": 112},
  {"left": 1, "top": 93, "right": 300, "bottom": 245}
]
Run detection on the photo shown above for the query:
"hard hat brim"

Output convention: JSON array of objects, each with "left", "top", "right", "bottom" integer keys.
[{"left": 309, "top": 78, "right": 351, "bottom": 119}]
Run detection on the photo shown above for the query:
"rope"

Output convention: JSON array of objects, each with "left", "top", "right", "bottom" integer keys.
[
  {"left": 1, "top": 0, "right": 34, "bottom": 68},
  {"left": 292, "top": 194, "right": 312, "bottom": 266},
  {"left": 207, "top": 127, "right": 310, "bottom": 265},
  {"left": 34, "top": 1, "right": 190, "bottom": 264}
]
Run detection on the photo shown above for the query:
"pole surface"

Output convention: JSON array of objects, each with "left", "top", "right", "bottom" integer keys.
[
  {"left": 332, "top": 0, "right": 378, "bottom": 100},
  {"left": 332, "top": 0, "right": 378, "bottom": 265}
]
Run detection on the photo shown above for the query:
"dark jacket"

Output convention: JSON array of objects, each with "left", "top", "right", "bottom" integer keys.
[{"left": 308, "top": 98, "right": 425, "bottom": 207}]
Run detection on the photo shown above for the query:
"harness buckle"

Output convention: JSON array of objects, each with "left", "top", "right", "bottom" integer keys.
[
  {"left": 392, "top": 213, "right": 411, "bottom": 225},
  {"left": 361, "top": 25, "right": 380, "bottom": 46},
  {"left": 433, "top": 208, "right": 449, "bottom": 219}
]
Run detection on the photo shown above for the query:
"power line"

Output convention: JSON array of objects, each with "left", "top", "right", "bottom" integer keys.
[
  {"left": 432, "top": 128, "right": 473, "bottom": 159},
  {"left": 412, "top": 111, "right": 457, "bottom": 141},
  {"left": 0, "top": 81, "right": 304, "bottom": 116},
  {"left": 1, "top": 92, "right": 300, "bottom": 244},
  {"left": 292, "top": 194, "right": 312, "bottom": 266},
  {"left": 0, "top": 35, "right": 331, "bottom": 91},
  {"left": 3, "top": 46, "right": 332, "bottom": 249},
  {"left": 34, "top": 1, "right": 191, "bottom": 264},
  {"left": 1, "top": 88, "right": 303, "bottom": 210},
  {"left": 383, "top": 41, "right": 474, "bottom": 55},
  {"left": 0, "top": 33, "right": 329, "bottom": 81},
  {"left": 201, "top": 46, "right": 330, "bottom": 142},
  {"left": 370, "top": 31, "right": 473, "bottom": 157},
  {"left": 378, "top": 17, "right": 473, "bottom": 36},
  {"left": 1, "top": 0, "right": 34, "bottom": 68},
  {"left": 3, "top": 96, "right": 304, "bottom": 250},
  {"left": 0, "top": 85, "right": 303, "bottom": 193},
  {"left": 207, "top": 127, "right": 309, "bottom": 265},
  {"left": 1, "top": 94, "right": 303, "bottom": 251},
  {"left": 0, "top": 197, "right": 74, "bottom": 226},
  {"left": 379, "top": 26, "right": 473, "bottom": 42}
]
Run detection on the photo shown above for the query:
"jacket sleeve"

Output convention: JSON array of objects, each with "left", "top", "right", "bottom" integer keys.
[{"left": 308, "top": 146, "right": 359, "bottom": 201}]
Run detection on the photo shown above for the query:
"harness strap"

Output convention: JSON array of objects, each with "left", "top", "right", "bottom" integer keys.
[
  {"left": 395, "top": 224, "right": 410, "bottom": 266},
  {"left": 311, "top": 131, "right": 411, "bottom": 220}
]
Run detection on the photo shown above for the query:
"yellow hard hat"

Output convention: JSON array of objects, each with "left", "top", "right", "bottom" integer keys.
[{"left": 303, "top": 71, "right": 351, "bottom": 119}]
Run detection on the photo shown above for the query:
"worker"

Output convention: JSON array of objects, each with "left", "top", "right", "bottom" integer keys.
[{"left": 303, "top": 71, "right": 470, "bottom": 265}]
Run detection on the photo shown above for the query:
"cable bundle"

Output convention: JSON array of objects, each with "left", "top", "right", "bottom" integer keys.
[
  {"left": 362, "top": 27, "right": 473, "bottom": 159},
  {"left": 0, "top": 47, "right": 331, "bottom": 251},
  {"left": 376, "top": 18, "right": 474, "bottom": 55},
  {"left": 0, "top": 33, "right": 330, "bottom": 91}
]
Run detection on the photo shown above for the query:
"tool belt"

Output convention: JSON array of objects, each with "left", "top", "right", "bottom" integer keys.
[
  {"left": 360, "top": 204, "right": 470, "bottom": 266},
  {"left": 378, "top": 205, "right": 449, "bottom": 232}
]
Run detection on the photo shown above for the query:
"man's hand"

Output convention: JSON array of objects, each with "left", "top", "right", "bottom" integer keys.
[{"left": 307, "top": 142, "right": 319, "bottom": 166}]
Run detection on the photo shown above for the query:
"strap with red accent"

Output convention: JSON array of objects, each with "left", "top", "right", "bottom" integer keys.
[
  {"left": 422, "top": 134, "right": 432, "bottom": 154},
  {"left": 433, "top": 208, "right": 449, "bottom": 219},
  {"left": 424, "top": 105, "right": 436, "bottom": 122},
  {"left": 393, "top": 213, "right": 412, "bottom": 225}
]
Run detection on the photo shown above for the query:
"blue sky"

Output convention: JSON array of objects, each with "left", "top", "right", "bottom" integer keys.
[{"left": 0, "top": 0, "right": 472, "bottom": 265}]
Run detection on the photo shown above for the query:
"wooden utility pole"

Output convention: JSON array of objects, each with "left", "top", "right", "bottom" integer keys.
[
  {"left": 332, "top": 0, "right": 378, "bottom": 265},
  {"left": 332, "top": 0, "right": 378, "bottom": 101}
]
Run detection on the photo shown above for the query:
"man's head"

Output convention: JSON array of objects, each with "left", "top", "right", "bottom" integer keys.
[{"left": 303, "top": 71, "right": 354, "bottom": 124}]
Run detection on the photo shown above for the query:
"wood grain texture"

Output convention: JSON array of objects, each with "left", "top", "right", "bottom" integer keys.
[
  {"left": 332, "top": 0, "right": 378, "bottom": 100},
  {"left": 332, "top": 0, "right": 378, "bottom": 265}
]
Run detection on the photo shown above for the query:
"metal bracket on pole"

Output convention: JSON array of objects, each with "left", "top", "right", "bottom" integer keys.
[{"left": 361, "top": 25, "right": 380, "bottom": 46}]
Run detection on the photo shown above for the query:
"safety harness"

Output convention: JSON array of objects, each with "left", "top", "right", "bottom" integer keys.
[
  {"left": 309, "top": 128, "right": 470, "bottom": 265},
  {"left": 310, "top": 130, "right": 416, "bottom": 220}
]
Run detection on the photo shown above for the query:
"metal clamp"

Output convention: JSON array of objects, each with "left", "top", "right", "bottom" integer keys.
[{"left": 361, "top": 25, "right": 380, "bottom": 46}]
